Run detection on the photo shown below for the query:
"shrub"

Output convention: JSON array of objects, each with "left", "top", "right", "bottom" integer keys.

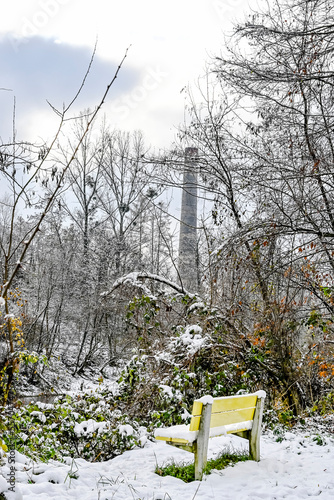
[{"left": 1, "top": 389, "right": 146, "bottom": 463}]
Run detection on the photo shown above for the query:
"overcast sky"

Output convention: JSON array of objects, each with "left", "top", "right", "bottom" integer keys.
[{"left": 0, "top": 0, "right": 252, "bottom": 149}]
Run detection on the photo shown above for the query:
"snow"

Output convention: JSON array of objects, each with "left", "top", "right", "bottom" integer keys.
[
  {"left": 178, "top": 325, "right": 206, "bottom": 355},
  {"left": 0, "top": 297, "right": 5, "bottom": 307},
  {"left": 1, "top": 429, "right": 334, "bottom": 499},
  {"left": 185, "top": 325, "right": 202, "bottom": 335},
  {"left": 154, "top": 424, "right": 198, "bottom": 443},
  {"left": 255, "top": 390, "right": 267, "bottom": 399},
  {"left": 213, "top": 391, "right": 266, "bottom": 401},
  {"left": 188, "top": 301, "right": 205, "bottom": 312},
  {"left": 159, "top": 384, "right": 174, "bottom": 398},
  {"left": 36, "top": 403, "right": 54, "bottom": 411},
  {"left": 158, "top": 384, "right": 184, "bottom": 403},
  {"left": 118, "top": 424, "right": 134, "bottom": 437},
  {"left": 103, "top": 271, "right": 197, "bottom": 299},
  {"left": 209, "top": 420, "right": 253, "bottom": 438},
  {"left": 73, "top": 419, "right": 108, "bottom": 437},
  {"left": 197, "top": 395, "right": 214, "bottom": 405},
  {"left": 154, "top": 418, "right": 253, "bottom": 442},
  {"left": 30, "top": 411, "right": 46, "bottom": 424}
]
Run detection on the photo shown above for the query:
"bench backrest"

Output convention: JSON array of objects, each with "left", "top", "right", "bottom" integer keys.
[{"left": 189, "top": 393, "right": 260, "bottom": 434}]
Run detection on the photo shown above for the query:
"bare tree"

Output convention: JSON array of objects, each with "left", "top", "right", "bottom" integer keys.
[
  {"left": 98, "top": 129, "right": 158, "bottom": 277},
  {"left": 0, "top": 47, "right": 129, "bottom": 404},
  {"left": 174, "top": 0, "right": 334, "bottom": 412}
]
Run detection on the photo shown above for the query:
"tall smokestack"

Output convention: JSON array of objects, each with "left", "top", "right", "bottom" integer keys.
[{"left": 179, "top": 147, "right": 198, "bottom": 292}]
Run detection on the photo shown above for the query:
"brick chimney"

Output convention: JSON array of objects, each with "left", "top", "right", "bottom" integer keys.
[{"left": 178, "top": 147, "right": 198, "bottom": 292}]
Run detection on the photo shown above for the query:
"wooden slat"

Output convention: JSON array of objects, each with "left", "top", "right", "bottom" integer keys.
[
  {"left": 212, "top": 395, "right": 257, "bottom": 413},
  {"left": 210, "top": 426, "right": 251, "bottom": 437},
  {"left": 189, "top": 415, "right": 201, "bottom": 431},
  {"left": 155, "top": 435, "right": 190, "bottom": 444},
  {"left": 226, "top": 426, "right": 250, "bottom": 435},
  {"left": 210, "top": 407, "right": 256, "bottom": 428},
  {"left": 192, "top": 401, "right": 203, "bottom": 416},
  {"left": 189, "top": 394, "right": 258, "bottom": 433}
]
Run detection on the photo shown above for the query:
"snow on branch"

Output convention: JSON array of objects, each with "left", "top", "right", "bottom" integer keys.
[{"left": 101, "top": 271, "right": 197, "bottom": 299}]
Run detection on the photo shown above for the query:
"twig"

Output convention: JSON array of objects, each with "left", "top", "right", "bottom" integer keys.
[{"left": 192, "top": 481, "right": 201, "bottom": 499}]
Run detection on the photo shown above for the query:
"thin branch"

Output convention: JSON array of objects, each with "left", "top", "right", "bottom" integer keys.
[{"left": 1, "top": 46, "right": 131, "bottom": 300}]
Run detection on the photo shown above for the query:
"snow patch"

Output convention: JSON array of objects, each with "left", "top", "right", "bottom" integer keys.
[
  {"left": 178, "top": 325, "right": 206, "bottom": 354},
  {"left": 159, "top": 384, "right": 174, "bottom": 398},
  {"left": 188, "top": 301, "right": 205, "bottom": 312},
  {"left": 197, "top": 395, "right": 214, "bottom": 405},
  {"left": 30, "top": 411, "right": 47, "bottom": 423},
  {"left": 154, "top": 419, "right": 253, "bottom": 443},
  {"left": 209, "top": 420, "right": 253, "bottom": 437},
  {"left": 37, "top": 402, "right": 54, "bottom": 410},
  {"left": 118, "top": 424, "right": 134, "bottom": 437},
  {"left": 74, "top": 419, "right": 107, "bottom": 436},
  {"left": 185, "top": 325, "right": 202, "bottom": 335},
  {"left": 3, "top": 427, "right": 334, "bottom": 499},
  {"left": 154, "top": 424, "right": 198, "bottom": 443}
]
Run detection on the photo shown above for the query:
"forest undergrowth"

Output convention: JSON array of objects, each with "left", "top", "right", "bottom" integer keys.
[{"left": 1, "top": 291, "right": 334, "bottom": 464}]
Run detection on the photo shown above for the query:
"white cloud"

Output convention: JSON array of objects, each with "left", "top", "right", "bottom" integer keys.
[{"left": 0, "top": 0, "right": 252, "bottom": 148}]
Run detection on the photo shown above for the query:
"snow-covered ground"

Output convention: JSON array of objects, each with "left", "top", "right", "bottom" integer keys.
[{"left": 1, "top": 427, "right": 334, "bottom": 499}]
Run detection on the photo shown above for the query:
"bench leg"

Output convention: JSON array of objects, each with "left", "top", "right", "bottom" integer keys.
[
  {"left": 194, "top": 401, "right": 212, "bottom": 480},
  {"left": 249, "top": 396, "right": 265, "bottom": 461}
]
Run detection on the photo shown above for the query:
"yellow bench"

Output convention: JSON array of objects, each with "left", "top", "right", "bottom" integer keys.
[{"left": 154, "top": 391, "right": 266, "bottom": 480}]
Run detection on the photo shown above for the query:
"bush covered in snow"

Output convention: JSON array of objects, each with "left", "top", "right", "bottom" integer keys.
[{"left": 1, "top": 390, "right": 146, "bottom": 463}]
